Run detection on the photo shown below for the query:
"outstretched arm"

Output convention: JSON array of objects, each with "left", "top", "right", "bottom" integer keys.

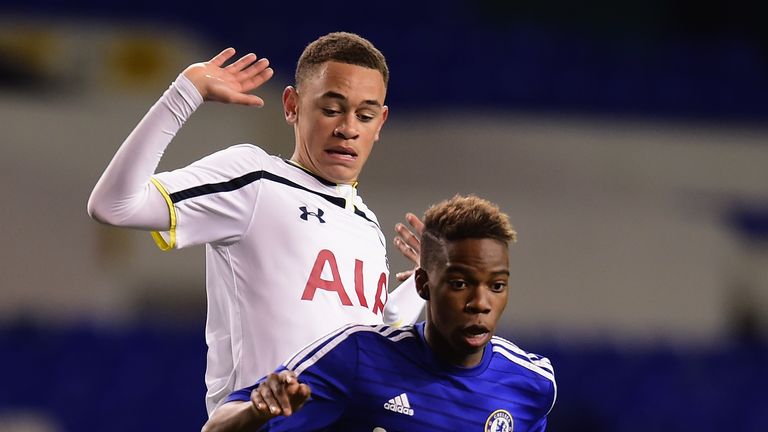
[
  {"left": 87, "top": 48, "right": 273, "bottom": 230},
  {"left": 203, "top": 371, "right": 311, "bottom": 432}
]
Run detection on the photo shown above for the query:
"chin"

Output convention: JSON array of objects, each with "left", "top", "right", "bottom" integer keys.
[{"left": 322, "top": 168, "right": 359, "bottom": 184}]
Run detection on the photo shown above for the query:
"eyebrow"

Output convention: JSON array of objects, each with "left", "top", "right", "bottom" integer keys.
[
  {"left": 444, "top": 264, "right": 510, "bottom": 277},
  {"left": 321, "top": 91, "right": 382, "bottom": 108}
]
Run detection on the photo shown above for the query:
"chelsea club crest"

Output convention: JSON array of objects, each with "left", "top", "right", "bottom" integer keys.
[{"left": 484, "top": 409, "right": 514, "bottom": 432}]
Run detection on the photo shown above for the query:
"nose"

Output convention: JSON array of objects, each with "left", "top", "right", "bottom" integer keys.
[
  {"left": 464, "top": 286, "right": 492, "bottom": 314},
  {"left": 333, "top": 115, "right": 360, "bottom": 140}
]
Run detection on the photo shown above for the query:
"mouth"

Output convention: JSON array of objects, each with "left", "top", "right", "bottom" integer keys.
[
  {"left": 325, "top": 146, "right": 358, "bottom": 161},
  {"left": 461, "top": 324, "right": 491, "bottom": 348}
]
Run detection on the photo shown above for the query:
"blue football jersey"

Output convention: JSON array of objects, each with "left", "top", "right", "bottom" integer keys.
[{"left": 225, "top": 322, "right": 556, "bottom": 431}]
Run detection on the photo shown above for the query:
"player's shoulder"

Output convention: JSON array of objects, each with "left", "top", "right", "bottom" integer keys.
[
  {"left": 219, "top": 143, "right": 276, "bottom": 163},
  {"left": 208, "top": 144, "right": 301, "bottom": 178},
  {"left": 357, "top": 323, "right": 419, "bottom": 344},
  {"left": 351, "top": 195, "right": 380, "bottom": 224},
  {"left": 284, "top": 324, "right": 416, "bottom": 372},
  {"left": 319, "top": 323, "right": 418, "bottom": 346},
  {"left": 188, "top": 143, "right": 274, "bottom": 172},
  {"left": 490, "top": 335, "right": 555, "bottom": 383},
  {"left": 341, "top": 324, "right": 420, "bottom": 362}
]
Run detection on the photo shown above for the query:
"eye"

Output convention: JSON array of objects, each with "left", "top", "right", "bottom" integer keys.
[
  {"left": 490, "top": 281, "right": 507, "bottom": 293},
  {"left": 448, "top": 280, "right": 467, "bottom": 290},
  {"left": 356, "top": 112, "right": 375, "bottom": 122},
  {"left": 322, "top": 107, "right": 341, "bottom": 116}
]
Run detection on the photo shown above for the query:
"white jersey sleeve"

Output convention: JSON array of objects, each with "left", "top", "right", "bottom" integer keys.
[
  {"left": 150, "top": 144, "right": 269, "bottom": 249},
  {"left": 383, "top": 275, "right": 425, "bottom": 326},
  {"left": 87, "top": 73, "right": 203, "bottom": 230}
]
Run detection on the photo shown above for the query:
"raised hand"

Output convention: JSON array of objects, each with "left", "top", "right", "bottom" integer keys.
[
  {"left": 183, "top": 47, "right": 274, "bottom": 106},
  {"left": 393, "top": 212, "right": 424, "bottom": 281},
  {"left": 250, "top": 371, "right": 311, "bottom": 419}
]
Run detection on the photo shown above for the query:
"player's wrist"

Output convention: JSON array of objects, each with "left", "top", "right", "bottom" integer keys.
[
  {"left": 173, "top": 72, "right": 205, "bottom": 110},
  {"left": 245, "top": 400, "right": 274, "bottom": 429}
]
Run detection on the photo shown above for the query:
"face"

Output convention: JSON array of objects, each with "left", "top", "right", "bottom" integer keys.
[
  {"left": 416, "top": 238, "right": 510, "bottom": 368},
  {"left": 283, "top": 61, "right": 388, "bottom": 184}
]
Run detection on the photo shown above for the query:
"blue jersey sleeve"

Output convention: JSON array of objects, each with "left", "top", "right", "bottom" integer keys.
[
  {"left": 224, "top": 387, "right": 254, "bottom": 403},
  {"left": 262, "top": 328, "right": 360, "bottom": 431},
  {"left": 222, "top": 325, "right": 363, "bottom": 431}
]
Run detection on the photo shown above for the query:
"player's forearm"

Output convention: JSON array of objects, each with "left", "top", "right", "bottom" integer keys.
[
  {"left": 203, "top": 401, "right": 268, "bottom": 432},
  {"left": 384, "top": 275, "right": 425, "bottom": 326},
  {"left": 87, "top": 74, "right": 203, "bottom": 230}
]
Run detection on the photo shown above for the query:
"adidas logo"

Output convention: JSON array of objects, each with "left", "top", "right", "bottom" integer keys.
[{"left": 383, "top": 393, "right": 414, "bottom": 416}]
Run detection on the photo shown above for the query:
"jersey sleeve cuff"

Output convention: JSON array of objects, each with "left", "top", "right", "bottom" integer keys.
[
  {"left": 174, "top": 73, "right": 204, "bottom": 108},
  {"left": 223, "top": 389, "right": 253, "bottom": 404},
  {"left": 149, "top": 177, "right": 177, "bottom": 250}
]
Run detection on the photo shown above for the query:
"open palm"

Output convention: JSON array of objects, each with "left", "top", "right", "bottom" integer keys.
[{"left": 183, "top": 48, "right": 274, "bottom": 106}]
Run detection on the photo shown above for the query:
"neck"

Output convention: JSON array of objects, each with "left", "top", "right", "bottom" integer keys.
[
  {"left": 424, "top": 321, "right": 485, "bottom": 368},
  {"left": 288, "top": 155, "right": 358, "bottom": 186}
]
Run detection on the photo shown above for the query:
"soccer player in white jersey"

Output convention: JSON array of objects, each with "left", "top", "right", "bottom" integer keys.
[
  {"left": 87, "top": 32, "right": 424, "bottom": 414},
  {"left": 203, "top": 195, "right": 557, "bottom": 432}
]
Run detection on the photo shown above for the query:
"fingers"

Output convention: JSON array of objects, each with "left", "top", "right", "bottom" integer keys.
[
  {"left": 271, "top": 371, "right": 297, "bottom": 416},
  {"left": 394, "top": 211, "right": 423, "bottom": 278},
  {"left": 394, "top": 224, "right": 420, "bottom": 265},
  {"left": 209, "top": 84, "right": 266, "bottom": 107},
  {"left": 292, "top": 383, "right": 312, "bottom": 411},
  {"left": 200, "top": 47, "right": 275, "bottom": 107},
  {"left": 237, "top": 57, "right": 269, "bottom": 77},
  {"left": 405, "top": 212, "right": 425, "bottom": 235},
  {"left": 226, "top": 92, "right": 267, "bottom": 107},
  {"left": 393, "top": 236, "right": 418, "bottom": 264},
  {"left": 209, "top": 47, "right": 236, "bottom": 67},
  {"left": 240, "top": 63, "right": 274, "bottom": 92},
  {"left": 225, "top": 52, "right": 258, "bottom": 72},
  {"left": 208, "top": 48, "right": 263, "bottom": 76},
  {"left": 395, "top": 269, "right": 414, "bottom": 282},
  {"left": 250, "top": 371, "right": 306, "bottom": 420},
  {"left": 217, "top": 66, "right": 273, "bottom": 107},
  {"left": 252, "top": 374, "right": 285, "bottom": 417},
  {"left": 229, "top": 58, "right": 274, "bottom": 106},
  {"left": 250, "top": 386, "right": 274, "bottom": 418},
  {"left": 394, "top": 225, "right": 420, "bottom": 252}
]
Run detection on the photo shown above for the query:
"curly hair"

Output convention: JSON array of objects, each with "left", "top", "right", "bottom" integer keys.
[
  {"left": 420, "top": 194, "right": 516, "bottom": 270},
  {"left": 295, "top": 31, "right": 388, "bottom": 88}
]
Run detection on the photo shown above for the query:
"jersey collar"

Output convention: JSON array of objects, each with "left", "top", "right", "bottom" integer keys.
[
  {"left": 414, "top": 321, "right": 494, "bottom": 377},
  {"left": 284, "top": 159, "right": 359, "bottom": 188}
]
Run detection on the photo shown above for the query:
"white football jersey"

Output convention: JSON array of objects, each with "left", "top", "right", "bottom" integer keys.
[{"left": 151, "top": 144, "right": 390, "bottom": 413}]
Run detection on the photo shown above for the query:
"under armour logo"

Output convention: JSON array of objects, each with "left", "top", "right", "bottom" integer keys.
[{"left": 299, "top": 206, "right": 326, "bottom": 223}]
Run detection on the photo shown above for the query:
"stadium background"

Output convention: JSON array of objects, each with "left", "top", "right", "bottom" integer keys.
[{"left": 1, "top": 1, "right": 767, "bottom": 430}]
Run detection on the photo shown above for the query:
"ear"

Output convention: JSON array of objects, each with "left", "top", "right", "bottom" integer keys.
[
  {"left": 373, "top": 105, "right": 388, "bottom": 142},
  {"left": 414, "top": 267, "right": 430, "bottom": 301},
  {"left": 282, "top": 86, "right": 298, "bottom": 124}
]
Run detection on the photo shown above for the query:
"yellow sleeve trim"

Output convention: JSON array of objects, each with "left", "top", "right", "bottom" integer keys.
[{"left": 149, "top": 177, "right": 177, "bottom": 251}]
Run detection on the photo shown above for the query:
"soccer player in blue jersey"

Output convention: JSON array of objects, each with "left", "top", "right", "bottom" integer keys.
[{"left": 203, "top": 194, "right": 557, "bottom": 432}]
